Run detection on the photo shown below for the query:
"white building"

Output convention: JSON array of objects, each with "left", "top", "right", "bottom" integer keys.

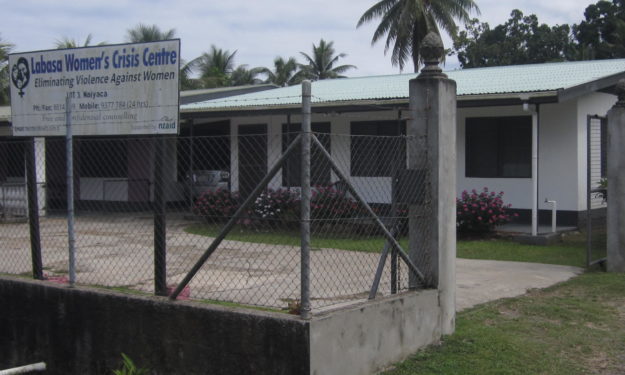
[
  {"left": 180, "top": 59, "right": 623, "bottom": 228},
  {"left": 1, "top": 59, "right": 622, "bottom": 228}
]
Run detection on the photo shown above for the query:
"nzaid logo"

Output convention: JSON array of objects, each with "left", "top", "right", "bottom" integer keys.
[
  {"left": 158, "top": 116, "right": 176, "bottom": 130},
  {"left": 11, "top": 57, "right": 30, "bottom": 98}
]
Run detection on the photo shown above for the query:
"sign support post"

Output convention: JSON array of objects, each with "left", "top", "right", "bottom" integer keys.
[
  {"left": 154, "top": 136, "right": 167, "bottom": 296},
  {"left": 66, "top": 95, "right": 76, "bottom": 286},
  {"left": 26, "top": 138, "right": 43, "bottom": 280}
]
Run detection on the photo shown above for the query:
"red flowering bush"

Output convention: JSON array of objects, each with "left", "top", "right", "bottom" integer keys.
[
  {"left": 456, "top": 188, "right": 517, "bottom": 233},
  {"left": 311, "top": 185, "right": 362, "bottom": 220},
  {"left": 193, "top": 188, "right": 240, "bottom": 223}
]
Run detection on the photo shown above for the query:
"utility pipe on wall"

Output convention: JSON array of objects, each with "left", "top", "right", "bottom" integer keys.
[{"left": 545, "top": 198, "right": 557, "bottom": 233}]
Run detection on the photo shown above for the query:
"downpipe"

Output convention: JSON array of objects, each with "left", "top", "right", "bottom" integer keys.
[{"left": 544, "top": 198, "right": 557, "bottom": 233}]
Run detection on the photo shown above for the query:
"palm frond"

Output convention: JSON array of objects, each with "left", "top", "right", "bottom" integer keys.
[{"left": 358, "top": 0, "right": 479, "bottom": 71}]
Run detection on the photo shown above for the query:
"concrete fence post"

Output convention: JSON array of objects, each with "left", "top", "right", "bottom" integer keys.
[
  {"left": 300, "top": 80, "right": 312, "bottom": 319},
  {"left": 607, "top": 79, "right": 625, "bottom": 272},
  {"left": 407, "top": 33, "right": 457, "bottom": 334}
]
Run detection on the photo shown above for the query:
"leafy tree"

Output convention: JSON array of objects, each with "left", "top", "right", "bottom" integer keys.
[
  {"left": 453, "top": 10, "right": 577, "bottom": 68},
  {"left": 299, "top": 39, "right": 356, "bottom": 80},
  {"left": 126, "top": 24, "right": 175, "bottom": 43},
  {"left": 259, "top": 56, "right": 302, "bottom": 86},
  {"left": 196, "top": 45, "right": 237, "bottom": 88},
  {"left": 574, "top": 0, "right": 625, "bottom": 59},
  {"left": 357, "top": 0, "right": 479, "bottom": 72},
  {"left": 0, "top": 34, "right": 13, "bottom": 105},
  {"left": 230, "top": 65, "right": 264, "bottom": 86},
  {"left": 55, "top": 34, "right": 106, "bottom": 49}
]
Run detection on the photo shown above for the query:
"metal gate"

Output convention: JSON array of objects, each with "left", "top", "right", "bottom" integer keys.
[{"left": 586, "top": 115, "right": 607, "bottom": 268}]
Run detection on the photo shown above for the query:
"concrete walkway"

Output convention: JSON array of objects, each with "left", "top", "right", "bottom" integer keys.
[
  {"left": 0, "top": 215, "right": 584, "bottom": 312},
  {"left": 456, "top": 259, "right": 583, "bottom": 311}
]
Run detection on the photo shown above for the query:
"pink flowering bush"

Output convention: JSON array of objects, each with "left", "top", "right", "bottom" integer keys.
[
  {"left": 311, "top": 185, "right": 362, "bottom": 220},
  {"left": 193, "top": 188, "right": 240, "bottom": 223},
  {"left": 193, "top": 185, "right": 366, "bottom": 231},
  {"left": 456, "top": 188, "right": 517, "bottom": 233}
]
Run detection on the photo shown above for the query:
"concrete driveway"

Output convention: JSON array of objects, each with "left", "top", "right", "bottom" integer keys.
[
  {"left": 0, "top": 215, "right": 583, "bottom": 312},
  {"left": 456, "top": 259, "right": 582, "bottom": 311}
]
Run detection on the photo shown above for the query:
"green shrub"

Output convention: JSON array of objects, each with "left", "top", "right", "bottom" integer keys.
[{"left": 112, "top": 353, "right": 148, "bottom": 375}]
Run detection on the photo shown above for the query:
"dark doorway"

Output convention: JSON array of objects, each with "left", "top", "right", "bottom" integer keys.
[
  {"left": 45, "top": 138, "right": 68, "bottom": 210},
  {"left": 0, "top": 137, "right": 26, "bottom": 183},
  {"left": 238, "top": 124, "right": 267, "bottom": 199},
  {"left": 282, "top": 122, "right": 331, "bottom": 187}
]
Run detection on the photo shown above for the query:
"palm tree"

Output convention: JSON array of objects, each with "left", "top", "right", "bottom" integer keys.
[
  {"left": 259, "top": 56, "right": 302, "bottom": 86},
  {"left": 125, "top": 24, "right": 196, "bottom": 90},
  {"left": 196, "top": 46, "right": 237, "bottom": 88},
  {"left": 0, "top": 34, "right": 13, "bottom": 105},
  {"left": 126, "top": 24, "right": 176, "bottom": 43},
  {"left": 230, "top": 65, "right": 263, "bottom": 86},
  {"left": 299, "top": 39, "right": 356, "bottom": 80},
  {"left": 357, "top": 0, "right": 479, "bottom": 72},
  {"left": 55, "top": 34, "right": 106, "bottom": 49},
  {"left": 180, "top": 58, "right": 203, "bottom": 90}
]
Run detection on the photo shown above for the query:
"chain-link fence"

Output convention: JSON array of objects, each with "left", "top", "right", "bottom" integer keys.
[{"left": 0, "top": 124, "right": 430, "bottom": 313}]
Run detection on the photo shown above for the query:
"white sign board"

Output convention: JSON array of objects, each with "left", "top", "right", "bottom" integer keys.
[{"left": 9, "top": 40, "right": 180, "bottom": 136}]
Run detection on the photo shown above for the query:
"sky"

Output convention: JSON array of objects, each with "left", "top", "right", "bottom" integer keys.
[{"left": 1, "top": 0, "right": 599, "bottom": 77}]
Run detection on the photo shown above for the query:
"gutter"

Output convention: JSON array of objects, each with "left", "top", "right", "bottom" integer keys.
[
  {"left": 180, "top": 91, "right": 561, "bottom": 119},
  {"left": 557, "top": 71, "right": 625, "bottom": 103}
]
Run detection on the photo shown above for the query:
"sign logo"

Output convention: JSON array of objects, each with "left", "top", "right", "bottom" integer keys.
[
  {"left": 158, "top": 116, "right": 176, "bottom": 130},
  {"left": 11, "top": 57, "right": 30, "bottom": 97}
]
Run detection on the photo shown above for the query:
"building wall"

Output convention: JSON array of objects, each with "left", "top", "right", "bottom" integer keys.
[
  {"left": 66, "top": 93, "right": 615, "bottom": 214},
  {"left": 456, "top": 105, "right": 534, "bottom": 209},
  {"left": 196, "top": 100, "right": 604, "bottom": 212},
  {"left": 536, "top": 100, "right": 579, "bottom": 213},
  {"left": 227, "top": 111, "right": 400, "bottom": 203}
]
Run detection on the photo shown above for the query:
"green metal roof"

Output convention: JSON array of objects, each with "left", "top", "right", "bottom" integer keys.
[
  {"left": 179, "top": 84, "right": 277, "bottom": 98},
  {"left": 181, "top": 59, "right": 625, "bottom": 112}
]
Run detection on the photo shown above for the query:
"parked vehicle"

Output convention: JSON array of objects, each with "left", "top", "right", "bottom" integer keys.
[{"left": 184, "top": 170, "right": 230, "bottom": 201}]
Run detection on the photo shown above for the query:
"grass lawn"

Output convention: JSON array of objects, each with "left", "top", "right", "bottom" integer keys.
[
  {"left": 185, "top": 223, "right": 599, "bottom": 267},
  {"left": 185, "top": 223, "right": 395, "bottom": 253},
  {"left": 457, "top": 236, "right": 585, "bottom": 267},
  {"left": 383, "top": 272, "right": 625, "bottom": 375}
]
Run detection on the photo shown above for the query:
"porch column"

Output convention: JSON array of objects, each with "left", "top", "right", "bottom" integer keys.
[{"left": 531, "top": 108, "right": 538, "bottom": 236}]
